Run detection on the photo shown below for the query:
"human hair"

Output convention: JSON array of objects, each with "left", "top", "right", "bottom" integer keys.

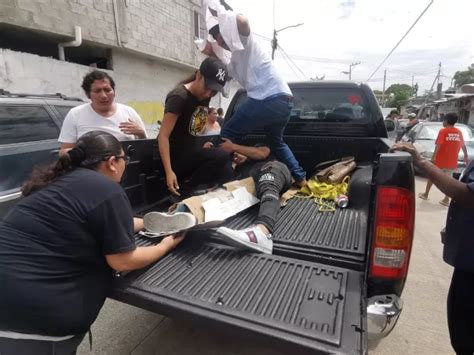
[
  {"left": 444, "top": 112, "right": 458, "bottom": 126},
  {"left": 22, "top": 131, "right": 122, "bottom": 196},
  {"left": 390, "top": 109, "right": 398, "bottom": 115},
  {"left": 81, "top": 70, "right": 116, "bottom": 98},
  {"left": 208, "top": 106, "right": 217, "bottom": 114},
  {"left": 217, "top": 108, "right": 224, "bottom": 115},
  {"left": 177, "top": 71, "right": 198, "bottom": 86}
]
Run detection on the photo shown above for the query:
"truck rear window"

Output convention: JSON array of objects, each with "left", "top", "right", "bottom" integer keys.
[
  {"left": 230, "top": 88, "right": 371, "bottom": 123},
  {"left": 292, "top": 88, "right": 370, "bottom": 122}
]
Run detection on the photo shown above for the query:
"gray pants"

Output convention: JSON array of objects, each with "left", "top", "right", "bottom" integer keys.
[{"left": 0, "top": 333, "right": 85, "bottom": 355}]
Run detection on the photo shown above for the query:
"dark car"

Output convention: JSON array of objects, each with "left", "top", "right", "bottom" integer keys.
[
  {"left": 401, "top": 121, "right": 474, "bottom": 173},
  {"left": 0, "top": 90, "right": 83, "bottom": 219}
]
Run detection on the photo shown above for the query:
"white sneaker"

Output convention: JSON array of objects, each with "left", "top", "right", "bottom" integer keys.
[
  {"left": 216, "top": 226, "right": 273, "bottom": 254},
  {"left": 143, "top": 212, "right": 197, "bottom": 236}
]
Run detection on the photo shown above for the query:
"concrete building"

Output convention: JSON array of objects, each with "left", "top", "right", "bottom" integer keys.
[{"left": 0, "top": 0, "right": 237, "bottom": 134}]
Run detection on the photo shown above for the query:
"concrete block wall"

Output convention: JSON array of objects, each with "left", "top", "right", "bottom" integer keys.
[{"left": 0, "top": 0, "right": 201, "bottom": 67}]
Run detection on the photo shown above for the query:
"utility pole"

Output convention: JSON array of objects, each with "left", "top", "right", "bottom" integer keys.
[
  {"left": 271, "top": 23, "right": 304, "bottom": 60},
  {"left": 381, "top": 69, "right": 387, "bottom": 107},
  {"left": 342, "top": 62, "right": 361, "bottom": 80},
  {"left": 418, "top": 62, "right": 442, "bottom": 118}
]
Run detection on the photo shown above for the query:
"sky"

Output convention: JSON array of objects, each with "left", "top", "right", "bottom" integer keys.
[{"left": 224, "top": 0, "right": 474, "bottom": 92}]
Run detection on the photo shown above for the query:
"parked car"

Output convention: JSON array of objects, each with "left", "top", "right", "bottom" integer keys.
[
  {"left": 401, "top": 121, "right": 474, "bottom": 174},
  {"left": 0, "top": 90, "right": 83, "bottom": 219}
]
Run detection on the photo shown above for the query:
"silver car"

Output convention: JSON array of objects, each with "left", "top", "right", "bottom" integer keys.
[{"left": 401, "top": 121, "right": 474, "bottom": 174}]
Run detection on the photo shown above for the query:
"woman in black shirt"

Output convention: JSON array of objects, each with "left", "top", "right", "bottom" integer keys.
[
  {"left": 158, "top": 57, "right": 233, "bottom": 196},
  {"left": 0, "top": 131, "right": 183, "bottom": 354}
]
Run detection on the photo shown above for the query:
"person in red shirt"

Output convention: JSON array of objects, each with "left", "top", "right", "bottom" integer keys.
[{"left": 419, "top": 113, "right": 469, "bottom": 205}]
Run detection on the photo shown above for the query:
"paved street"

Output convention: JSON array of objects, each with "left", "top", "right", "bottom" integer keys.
[{"left": 78, "top": 177, "right": 455, "bottom": 355}]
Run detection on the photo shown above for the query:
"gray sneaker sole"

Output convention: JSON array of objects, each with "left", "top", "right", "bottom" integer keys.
[{"left": 144, "top": 212, "right": 197, "bottom": 236}]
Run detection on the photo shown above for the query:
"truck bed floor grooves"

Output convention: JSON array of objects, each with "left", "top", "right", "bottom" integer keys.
[{"left": 112, "top": 243, "right": 363, "bottom": 352}]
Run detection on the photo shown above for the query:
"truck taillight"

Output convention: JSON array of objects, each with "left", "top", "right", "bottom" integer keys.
[{"left": 370, "top": 187, "right": 415, "bottom": 279}]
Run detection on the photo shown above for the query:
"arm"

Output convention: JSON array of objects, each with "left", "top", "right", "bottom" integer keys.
[
  {"left": 431, "top": 144, "right": 440, "bottom": 162},
  {"left": 105, "top": 234, "right": 185, "bottom": 272},
  {"left": 220, "top": 138, "right": 270, "bottom": 160},
  {"left": 133, "top": 217, "right": 144, "bottom": 233},
  {"left": 158, "top": 113, "right": 180, "bottom": 195},
  {"left": 59, "top": 143, "right": 75, "bottom": 156},
  {"left": 236, "top": 14, "right": 250, "bottom": 36},
  {"left": 393, "top": 143, "right": 474, "bottom": 207},
  {"left": 462, "top": 144, "right": 469, "bottom": 165}
]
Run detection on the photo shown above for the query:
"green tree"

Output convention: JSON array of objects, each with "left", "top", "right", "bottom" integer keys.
[
  {"left": 385, "top": 84, "right": 412, "bottom": 109},
  {"left": 453, "top": 64, "right": 474, "bottom": 88}
]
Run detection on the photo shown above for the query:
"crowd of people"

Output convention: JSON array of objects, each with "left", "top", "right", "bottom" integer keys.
[{"left": 0, "top": 1, "right": 472, "bottom": 354}]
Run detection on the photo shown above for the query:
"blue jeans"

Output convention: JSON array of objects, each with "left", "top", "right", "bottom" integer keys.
[{"left": 221, "top": 96, "right": 306, "bottom": 181}]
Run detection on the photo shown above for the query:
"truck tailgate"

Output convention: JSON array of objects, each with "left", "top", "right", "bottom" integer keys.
[{"left": 110, "top": 238, "right": 366, "bottom": 354}]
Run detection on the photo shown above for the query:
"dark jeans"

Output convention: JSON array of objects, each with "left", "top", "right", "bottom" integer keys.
[
  {"left": 0, "top": 333, "right": 85, "bottom": 355},
  {"left": 221, "top": 96, "right": 306, "bottom": 181},
  {"left": 172, "top": 147, "right": 233, "bottom": 188},
  {"left": 447, "top": 268, "right": 474, "bottom": 355},
  {"left": 249, "top": 161, "right": 292, "bottom": 233}
]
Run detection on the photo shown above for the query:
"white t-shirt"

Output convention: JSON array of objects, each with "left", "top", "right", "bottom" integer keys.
[
  {"left": 58, "top": 103, "right": 147, "bottom": 143},
  {"left": 228, "top": 34, "right": 292, "bottom": 100}
]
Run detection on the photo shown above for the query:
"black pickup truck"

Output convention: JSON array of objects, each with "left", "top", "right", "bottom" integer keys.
[{"left": 109, "top": 81, "right": 415, "bottom": 354}]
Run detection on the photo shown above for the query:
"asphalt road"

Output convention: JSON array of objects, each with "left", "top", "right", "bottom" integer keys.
[{"left": 78, "top": 177, "right": 455, "bottom": 355}]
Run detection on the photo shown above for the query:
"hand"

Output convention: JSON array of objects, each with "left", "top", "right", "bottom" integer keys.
[
  {"left": 219, "top": 138, "right": 235, "bottom": 153},
  {"left": 201, "top": 41, "right": 217, "bottom": 57},
  {"left": 233, "top": 152, "right": 247, "bottom": 165},
  {"left": 160, "top": 233, "right": 186, "bottom": 252},
  {"left": 203, "top": 141, "right": 214, "bottom": 149},
  {"left": 391, "top": 143, "right": 423, "bottom": 163},
  {"left": 119, "top": 119, "right": 146, "bottom": 138},
  {"left": 166, "top": 171, "right": 180, "bottom": 196},
  {"left": 464, "top": 156, "right": 470, "bottom": 166}
]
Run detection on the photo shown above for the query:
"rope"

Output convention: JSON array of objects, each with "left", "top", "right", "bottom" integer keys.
[{"left": 295, "top": 176, "right": 350, "bottom": 212}]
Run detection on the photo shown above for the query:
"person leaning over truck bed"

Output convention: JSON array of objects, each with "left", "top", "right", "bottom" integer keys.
[
  {"left": 158, "top": 57, "right": 233, "bottom": 197},
  {"left": 0, "top": 131, "right": 183, "bottom": 355},
  {"left": 202, "top": 1, "right": 307, "bottom": 187},
  {"left": 59, "top": 70, "right": 147, "bottom": 155},
  {"left": 392, "top": 142, "right": 474, "bottom": 355},
  {"left": 201, "top": 138, "right": 291, "bottom": 255}
]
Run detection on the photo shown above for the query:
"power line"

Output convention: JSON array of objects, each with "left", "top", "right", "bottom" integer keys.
[
  {"left": 278, "top": 45, "right": 309, "bottom": 80},
  {"left": 366, "top": 0, "right": 434, "bottom": 82},
  {"left": 277, "top": 49, "right": 302, "bottom": 79}
]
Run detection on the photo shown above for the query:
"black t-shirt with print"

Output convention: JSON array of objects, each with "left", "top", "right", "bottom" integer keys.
[
  {"left": 165, "top": 85, "right": 210, "bottom": 154},
  {"left": 0, "top": 168, "right": 136, "bottom": 336}
]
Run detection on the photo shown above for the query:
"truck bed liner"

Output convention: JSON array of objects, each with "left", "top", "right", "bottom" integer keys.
[
  {"left": 218, "top": 198, "right": 367, "bottom": 264},
  {"left": 110, "top": 241, "right": 365, "bottom": 354}
]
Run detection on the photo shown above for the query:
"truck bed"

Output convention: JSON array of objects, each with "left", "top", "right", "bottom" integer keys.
[
  {"left": 111, "top": 163, "right": 373, "bottom": 354},
  {"left": 110, "top": 136, "right": 391, "bottom": 354},
  {"left": 111, "top": 239, "right": 365, "bottom": 354}
]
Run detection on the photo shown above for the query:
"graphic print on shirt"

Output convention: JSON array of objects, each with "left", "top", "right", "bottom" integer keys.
[
  {"left": 446, "top": 133, "right": 462, "bottom": 142},
  {"left": 189, "top": 106, "right": 209, "bottom": 136}
]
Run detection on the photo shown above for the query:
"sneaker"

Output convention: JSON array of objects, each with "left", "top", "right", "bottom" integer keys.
[
  {"left": 216, "top": 226, "right": 273, "bottom": 254},
  {"left": 418, "top": 193, "right": 429, "bottom": 200},
  {"left": 439, "top": 198, "right": 450, "bottom": 207},
  {"left": 143, "top": 212, "right": 197, "bottom": 236}
]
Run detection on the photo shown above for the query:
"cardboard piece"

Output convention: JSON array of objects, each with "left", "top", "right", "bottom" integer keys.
[{"left": 172, "top": 177, "right": 260, "bottom": 228}]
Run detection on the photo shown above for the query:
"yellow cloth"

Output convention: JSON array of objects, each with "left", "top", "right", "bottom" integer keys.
[{"left": 295, "top": 176, "right": 350, "bottom": 212}]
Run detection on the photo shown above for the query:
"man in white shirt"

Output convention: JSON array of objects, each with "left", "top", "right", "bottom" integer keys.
[
  {"left": 59, "top": 70, "right": 147, "bottom": 153},
  {"left": 204, "top": 3, "right": 306, "bottom": 186}
]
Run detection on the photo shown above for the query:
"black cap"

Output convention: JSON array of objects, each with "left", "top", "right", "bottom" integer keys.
[{"left": 199, "top": 57, "right": 228, "bottom": 93}]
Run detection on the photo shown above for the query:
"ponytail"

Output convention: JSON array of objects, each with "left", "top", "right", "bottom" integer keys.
[
  {"left": 22, "top": 153, "right": 75, "bottom": 196},
  {"left": 22, "top": 131, "right": 122, "bottom": 196},
  {"left": 177, "top": 71, "right": 198, "bottom": 86}
]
